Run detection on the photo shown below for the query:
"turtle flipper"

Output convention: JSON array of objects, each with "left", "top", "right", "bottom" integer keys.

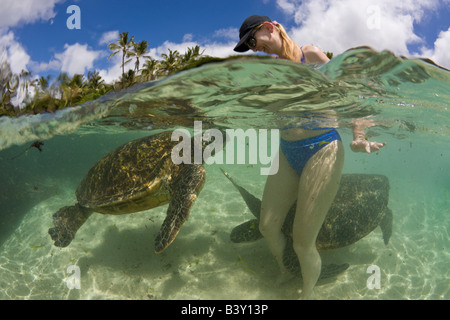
[
  {"left": 230, "top": 219, "right": 263, "bottom": 243},
  {"left": 48, "top": 203, "right": 93, "bottom": 247},
  {"left": 380, "top": 207, "right": 393, "bottom": 245},
  {"left": 154, "top": 164, "right": 205, "bottom": 253},
  {"left": 221, "top": 169, "right": 262, "bottom": 219},
  {"left": 318, "top": 263, "right": 350, "bottom": 281}
]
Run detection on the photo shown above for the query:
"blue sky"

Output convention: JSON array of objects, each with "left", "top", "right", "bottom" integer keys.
[{"left": 1, "top": 0, "right": 449, "bottom": 83}]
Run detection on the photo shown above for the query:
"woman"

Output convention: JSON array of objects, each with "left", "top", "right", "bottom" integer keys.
[{"left": 234, "top": 15, "right": 386, "bottom": 299}]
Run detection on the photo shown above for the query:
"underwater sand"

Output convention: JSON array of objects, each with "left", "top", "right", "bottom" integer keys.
[{"left": 0, "top": 132, "right": 448, "bottom": 300}]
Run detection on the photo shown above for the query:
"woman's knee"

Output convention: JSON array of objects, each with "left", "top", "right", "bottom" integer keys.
[
  {"left": 259, "top": 218, "right": 280, "bottom": 238},
  {"left": 292, "top": 238, "right": 316, "bottom": 257}
]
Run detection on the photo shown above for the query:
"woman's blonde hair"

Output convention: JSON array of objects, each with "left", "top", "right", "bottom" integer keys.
[{"left": 273, "top": 22, "right": 298, "bottom": 62}]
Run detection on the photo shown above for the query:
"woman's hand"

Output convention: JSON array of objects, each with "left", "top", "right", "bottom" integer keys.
[
  {"left": 350, "top": 118, "right": 386, "bottom": 153},
  {"left": 350, "top": 139, "right": 386, "bottom": 153}
]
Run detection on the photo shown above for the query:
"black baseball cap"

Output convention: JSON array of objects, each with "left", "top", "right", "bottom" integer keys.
[{"left": 234, "top": 15, "right": 272, "bottom": 52}]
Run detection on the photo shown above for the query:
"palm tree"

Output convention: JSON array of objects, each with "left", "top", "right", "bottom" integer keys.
[
  {"left": 181, "top": 47, "right": 194, "bottom": 65},
  {"left": 56, "top": 73, "right": 72, "bottom": 107},
  {"left": 29, "top": 75, "right": 56, "bottom": 113},
  {"left": 1, "top": 79, "right": 18, "bottom": 110},
  {"left": 180, "top": 45, "right": 206, "bottom": 69},
  {"left": 0, "top": 60, "right": 13, "bottom": 96},
  {"left": 18, "top": 69, "right": 35, "bottom": 103},
  {"left": 120, "top": 69, "right": 136, "bottom": 88},
  {"left": 130, "top": 40, "right": 150, "bottom": 74},
  {"left": 0, "top": 61, "right": 18, "bottom": 109},
  {"left": 159, "top": 49, "right": 181, "bottom": 75},
  {"left": 69, "top": 74, "right": 85, "bottom": 88},
  {"left": 190, "top": 45, "right": 205, "bottom": 59},
  {"left": 185, "top": 45, "right": 204, "bottom": 61},
  {"left": 141, "top": 57, "right": 159, "bottom": 81},
  {"left": 108, "top": 31, "right": 135, "bottom": 88},
  {"left": 87, "top": 70, "right": 105, "bottom": 90},
  {"left": 56, "top": 73, "right": 86, "bottom": 107},
  {"left": 36, "top": 75, "right": 51, "bottom": 93}
]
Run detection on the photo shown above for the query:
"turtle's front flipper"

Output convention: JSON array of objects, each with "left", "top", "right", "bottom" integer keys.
[
  {"left": 154, "top": 164, "right": 206, "bottom": 253},
  {"left": 48, "top": 203, "right": 93, "bottom": 247}
]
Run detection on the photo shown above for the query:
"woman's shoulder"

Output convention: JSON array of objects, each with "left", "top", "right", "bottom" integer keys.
[{"left": 301, "top": 45, "right": 330, "bottom": 63}]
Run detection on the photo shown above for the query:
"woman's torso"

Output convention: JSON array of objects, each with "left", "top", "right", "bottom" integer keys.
[{"left": 280, "top": 111, "right": 338, "bottom": 141}]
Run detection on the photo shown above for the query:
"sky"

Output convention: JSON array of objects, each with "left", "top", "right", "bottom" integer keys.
[{"left": 1, "top": 0, "right": 449, "bottom": 84}]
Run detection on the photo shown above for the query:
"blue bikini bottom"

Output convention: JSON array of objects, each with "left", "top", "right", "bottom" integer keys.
[{"left": 280, "top": 130, "right": 341, "bottom": 175}]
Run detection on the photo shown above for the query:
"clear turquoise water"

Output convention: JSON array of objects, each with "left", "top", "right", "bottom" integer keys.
[{"left": 0, "top": 47, "right": 448, "bottom": 299}]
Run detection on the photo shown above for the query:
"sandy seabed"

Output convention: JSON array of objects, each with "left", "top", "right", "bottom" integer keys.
[{"left": 0, "top": 165, "right": 448, "bottom": 300}]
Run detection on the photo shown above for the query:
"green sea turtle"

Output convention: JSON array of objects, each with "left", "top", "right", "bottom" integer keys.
[
  {"left": 48, "top": 131, "right": 207, "bottom": 253},
  {"left": 222, "top": 169, "right": 393, "bottom": 279}
]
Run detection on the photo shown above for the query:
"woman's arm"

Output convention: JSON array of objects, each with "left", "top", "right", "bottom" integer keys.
[{"left": 350, "top": 118, "right": 386, "bottom": 153}]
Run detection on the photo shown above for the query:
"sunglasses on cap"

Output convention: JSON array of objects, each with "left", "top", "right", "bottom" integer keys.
[{"left": 245, "top": 24, "right": 264, "bottom": 50}]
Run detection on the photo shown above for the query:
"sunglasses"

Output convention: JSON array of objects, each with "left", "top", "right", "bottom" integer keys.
[{"left": 245, "top": 25, "right": 264, "bottom": 49}]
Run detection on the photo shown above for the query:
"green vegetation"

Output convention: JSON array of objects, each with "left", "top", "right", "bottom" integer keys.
[
  {"left": 1, "top": 30, "right": 333, "bottom": 117},
  {"left": 0, "top": 31, "right": 211, "bottom": 117}
]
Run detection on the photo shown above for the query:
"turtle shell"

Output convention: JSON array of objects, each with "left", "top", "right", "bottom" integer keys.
[
  {"left": 76, "top": 131, "right": 181, "bottom": 214},
  {"left": 282, "top": 174, "right": 390, "bottom": 250}
]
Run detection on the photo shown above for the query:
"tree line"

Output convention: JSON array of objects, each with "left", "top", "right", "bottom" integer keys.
[
  {"left": 1, "top": 31, "right": 206, "bottom": 117},
  {"left": 1, "top": 30, "right": 334, "bottom": 117}
]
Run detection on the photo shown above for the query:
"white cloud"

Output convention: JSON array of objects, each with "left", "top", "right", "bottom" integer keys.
[
  {"left": 57, "top": 43, "right": 102, "bottom": 75},
  {"left": 30, "top": 59, "right": 60, "bottom": 73},
  {"left": 32, "top": 43, "right": 103, "bottom": 76},
  {"left": 0, "top": 31, "right": 31, "bottom": 74},
  {"left": 274, "top": 0, "right": 442, "bottom": 57},
  {"left": 213, "top": 27, "right": 239, "bottom": 41},
  {"left": 202, "top": 42, "right": 237, "bottom": 58},
  {"left": 99, "top": 30, "right": 119, "bottom": 46},
  {"left": 183, "top": 34, "right": 194, "bottom": 42},
  {"left": 419, "top": 27, "right": 450, "bottom": 69},
  {"left": 6, "top": 41, "right": 31, "bottom": 74},
  {"left": 97, "top": 54, "right": 128, "bottom": 84},
  {"left": 0, "top": 0, "right": 65, "bottom": 75},
  {"left": 276, "top": 0, "right": 297, "bottom": 14},
  {"left": 0, "top": 0, "right": 63, "bottom": 29}
]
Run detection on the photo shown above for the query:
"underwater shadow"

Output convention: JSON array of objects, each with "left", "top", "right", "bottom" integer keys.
[
  {"left": 0, "top": 181, "right": 60, "bottom": 247},
  {"left": 77, "top": 225, "right": 210, "bottom": 270},
  {"left": 75, "top": 224, "right": 224, "bottom": 298},
  {"left": 230, "top": 234, "right": 382, "bottom": 295}
]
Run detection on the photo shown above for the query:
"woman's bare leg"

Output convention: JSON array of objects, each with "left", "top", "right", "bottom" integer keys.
[
  {"left": 292, "top": 140, "right": 344, "bottom": 299},
  {"left": 260, "top": 149, "right": 299, "bottom": 273}
]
